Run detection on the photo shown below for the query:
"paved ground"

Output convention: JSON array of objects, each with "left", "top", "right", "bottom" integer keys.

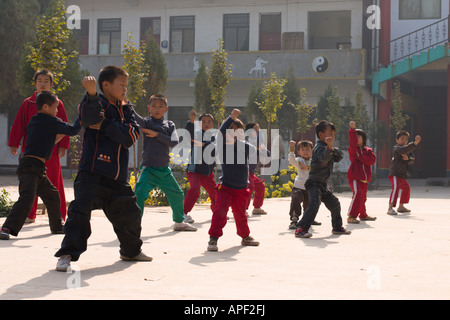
[{"left": 0, "top": 175, "right": 449, "bottom": 301}]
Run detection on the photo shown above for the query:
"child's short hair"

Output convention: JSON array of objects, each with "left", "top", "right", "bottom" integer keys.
[
  {"left": 36, "top": 91, "right": 58, "bottom": 111},
  {"left": 231, "top": 119, "right": 244, "bottom": 129},
  {"left": 33, "top": 69, "right": 54, "bottom": 84},
  {"left": 396, "top": 130, "right": 410, "bottom": 140},
  {"left": 199, "top": 113, "right": 214, "bottom": 122},
  {"left": 315, "top": 120, "right": 336, "bottom": 138},
  {"left": 149, "top": 94, "right": 168, "bottom": 107},
  {"left": 356, "top": 129, "right": 367, "bottom": 146},
  {"left": 245, "top": 122, "right": 258, "bottom": 131},
  {"left": 297, "top": 140, "right": 313, "bottom": 151},
  {"left": 98, "top": 66, "right": 129, "bottom": 93}
]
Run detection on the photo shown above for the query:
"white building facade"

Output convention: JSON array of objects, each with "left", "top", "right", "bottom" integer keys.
[{"left": 1, "top": 0, "right": 374, "bottom": 167}]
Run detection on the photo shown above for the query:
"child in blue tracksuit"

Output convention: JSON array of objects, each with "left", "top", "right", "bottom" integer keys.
[{"left": 133, "top": 94, "right": 197, "bottom": 231}]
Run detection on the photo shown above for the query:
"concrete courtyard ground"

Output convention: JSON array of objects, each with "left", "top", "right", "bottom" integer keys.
[{"left": 0, "top": 175, "right": 449, "bottom": 301}]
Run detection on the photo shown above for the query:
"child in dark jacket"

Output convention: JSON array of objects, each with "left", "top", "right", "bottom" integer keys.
[
  {"left": 55, "top": 66, "right": 152, "bottom": 272},
  {"left": 183, "top": 109, "right": 217, "bottom": 222},
  {"left": 295, "top": 120, "right": 351, "bottom": 238},
  {"left": 207, "top": 109, "right": 260, "bottom": 251},
  {"left": 387, "top": 130, "right": 421, "bottom": 215},
  {"left": 133, "top": 94, "right": 197, "bottom": 231},
  {"left": 0, "top": 91, "right": 80, "bottom": 240},
  {"left": 347, "top": 121, "right": 377, "bottom": 223}
]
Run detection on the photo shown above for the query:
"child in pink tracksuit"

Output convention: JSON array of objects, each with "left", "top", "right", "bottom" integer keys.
[
  {"left": 347, "top": 121, "right": 377, "bottom": 223},
  {"left": 387, "top": 130, "right": 421, "bottom": 215}
]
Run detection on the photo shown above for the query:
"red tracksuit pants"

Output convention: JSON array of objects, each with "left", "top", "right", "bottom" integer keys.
[
  {"left": 208, "top": 184, "right": 251, "bottom": 239},
  {"left": 28, "top": 147, "right": 67, "bottom": 220},
  {"left": 388, "top": 175, "right": 410, "bottom": 207},
  {"left": 247, "top": 172, "right": 265, "bottom": 209},
  {"left": 183, "top": 172, "right": 217, "bottom": 214},
  {"left": 347, "top": 180, "right": 369, "bottom": 219}
]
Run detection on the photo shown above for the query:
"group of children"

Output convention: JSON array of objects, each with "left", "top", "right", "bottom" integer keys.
[
  {"left": 287, "top": 120, "right": 421, "bottom": 238},
  {"left": 0, "top": 65, "right": 422, "bottom": 271}
]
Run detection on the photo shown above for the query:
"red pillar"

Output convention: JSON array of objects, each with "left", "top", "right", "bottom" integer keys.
[
  {"left": 446, "top": 64, "right": 450, "bottom": 177},
  {"left": 377, "top": 0, "right": 392, "bottom": 176}
]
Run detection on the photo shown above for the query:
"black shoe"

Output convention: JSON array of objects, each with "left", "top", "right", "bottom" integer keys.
[
  {"left": 311, "top": 220, "right": 322, "bottom": 226},
  {"left": 0, "top": 227, "right": 10, "bottom": 240}
]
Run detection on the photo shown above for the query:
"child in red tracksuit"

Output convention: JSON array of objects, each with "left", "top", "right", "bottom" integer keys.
[
  {"left": 347, "top": 121, "right": 377, "bottom": 223},
  {"left": 387, "top": 130, "right": 421, "bottom": 215},
  {"left": 207, "top": 109, "right": 260, "bottom": 252},
  {"left": 183, "top": 110, "right": 217, "bottom": 223}
]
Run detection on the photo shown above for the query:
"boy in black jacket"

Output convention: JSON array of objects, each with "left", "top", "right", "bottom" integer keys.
[
  {"left": 55, "top": 66, "right": 152, "bottom": 272},
  {"left": 0, "top": 91, "right": 80, "bottom": 240},
  {"left": 207, "top": 109, "right": 260, "bottom": 251},
  {"left": 295, "top": 120, "right": 351, "bottom": 238}
]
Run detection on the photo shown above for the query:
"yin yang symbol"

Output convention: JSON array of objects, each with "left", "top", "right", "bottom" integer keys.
[{"left": 312, "top": 56, "right": 329, "bottom": 74}]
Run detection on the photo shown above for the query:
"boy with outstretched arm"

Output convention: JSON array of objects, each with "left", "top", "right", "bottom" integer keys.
[
  {"left": 207, "top": 109, "right": 260, "bottom": 251},
  {"left": 0, "top": 91, "right": 80, "bottom": 240},
  {"left": 8, "top": 69, "right": 71, "bottom": 222},
  {"left": 55, "top": 66, "right": 152, "bottom": 272},
  {"left": 295, "top": 120, "right": 351, "bottom": 238},
  {"left": 387, "top": 130, "right": 421, "bottom": 215}
]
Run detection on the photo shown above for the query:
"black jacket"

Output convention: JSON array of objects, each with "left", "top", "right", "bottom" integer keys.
[
  {"left": 24, "top": 113, "right": 80, "bottom": 161},
  {"left": 78, "top": 93, "right": 140, "bottom": 182},
  {"left": 306, "top": 140, "right": 343, "bottom": 185},
  {"left": 185, "top": 121, "right": 216, "bottom": 176}
]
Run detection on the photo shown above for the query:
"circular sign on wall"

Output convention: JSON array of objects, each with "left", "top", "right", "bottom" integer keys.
[{"left": 312, "top": 55, "right": 330, "bottom": 74}]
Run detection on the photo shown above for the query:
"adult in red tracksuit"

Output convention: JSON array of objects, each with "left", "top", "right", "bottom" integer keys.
[
  {"left": 347, "top": 121, "right": 376, "bottom": 223},
  {"left": 8, "top": 70, "right": 70, "bottom": 221}
]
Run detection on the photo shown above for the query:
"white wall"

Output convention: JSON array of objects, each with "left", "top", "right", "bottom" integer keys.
[
  {"left": 72, "top": 0, "right": 363, "bottom": 54},
  {"left": 390, "top": 0, "right": 449, "bottom": 40}
]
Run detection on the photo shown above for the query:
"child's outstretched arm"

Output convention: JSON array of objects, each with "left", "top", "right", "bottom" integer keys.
[{"left": 348, "top": 121, "right": 358, "bottom": 161}]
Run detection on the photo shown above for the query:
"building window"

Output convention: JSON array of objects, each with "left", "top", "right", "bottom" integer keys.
[
  {"left": 308, "top": 11, "right": 351, "bottom": 49},
  {"left": 224, "top": 13, "right": 249, "bottom": 51},
  {"left": 98, "top": 18, "right": 121, "bottom": 55},
  {"left": 73, "top": 19, "right": 89, "bottom": 55},
  {"left": 170, "top": 16, "right": 195, "bottom": 53},
  {"left": 399, "top": 0, "right": 441, "bottom": 19},
  {"left": 140, "top": 17, "right": 161, "bottom": 46},
  {"left": 259, "top": 13, "right": 281, "bottom": 50}
]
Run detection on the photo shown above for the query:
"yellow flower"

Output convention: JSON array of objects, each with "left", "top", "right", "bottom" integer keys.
[
  {"left": 291, "top": 174, "right": 296, "bottom": 181},
  {"left": 280, "top": 169, "right": 287, "bottom": 176}
]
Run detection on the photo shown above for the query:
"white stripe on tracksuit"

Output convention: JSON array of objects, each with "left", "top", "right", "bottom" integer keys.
[
  {"left": 347, "top": 180, "right": 358, "bottom": 215},
  {"left": 390, "top": 176, "right": 398, "bottom": 204}
]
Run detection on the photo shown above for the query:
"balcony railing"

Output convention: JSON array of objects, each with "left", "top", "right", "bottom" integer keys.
[{"left": 373, "top": 16, "right": 449, "bottom": 70}]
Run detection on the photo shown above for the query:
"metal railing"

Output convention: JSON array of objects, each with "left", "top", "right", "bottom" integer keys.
[{"left": 373, "top": 16, "right": 449, "bottom": 70}]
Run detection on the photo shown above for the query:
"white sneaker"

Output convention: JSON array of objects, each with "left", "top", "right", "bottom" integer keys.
[
  {"left": 183, "top": 214, "right": 194, "bottom": 224},
  {"left": 173, "top": 222, "right": 197, "bottom": 231},
  {"left": 387, "top": 208, "right": 398, "bottom": 215},
  {"left": 252, "top": 208, "right": 267, "bottom": 215},
  {"left": 56, "top": 255, "right": 71, "bottom": 272},
  {"left": 25, "top": 218, "right": 36, "bottom": 223}
]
